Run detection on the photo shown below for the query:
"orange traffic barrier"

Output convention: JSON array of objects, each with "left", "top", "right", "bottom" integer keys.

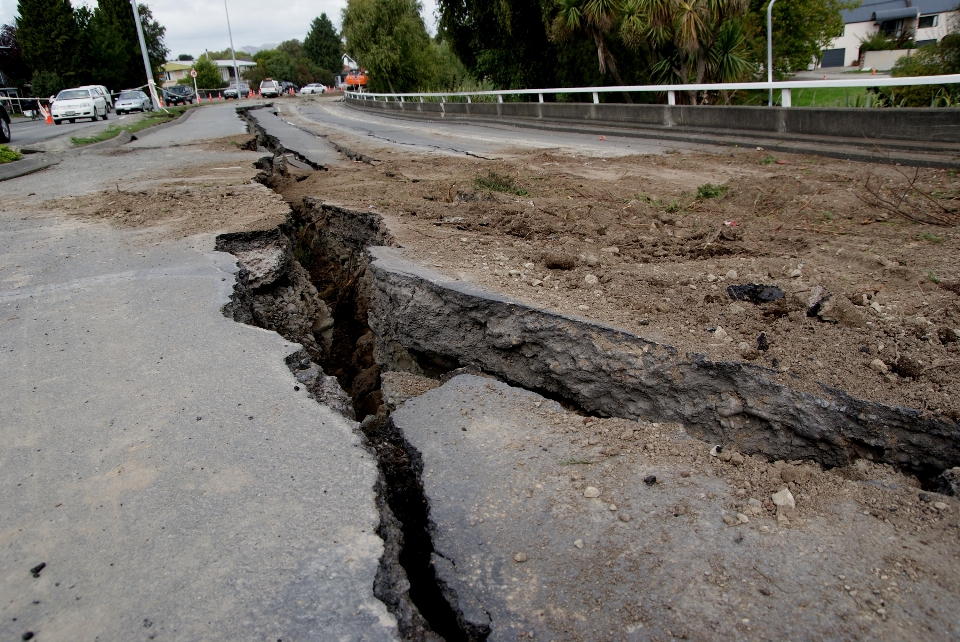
[{"left": 43, "top": 104, "right": 53, "bottom": 125}]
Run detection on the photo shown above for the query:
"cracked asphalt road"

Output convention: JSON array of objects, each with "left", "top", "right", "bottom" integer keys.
[{"left": 0, "top": 104, "right": 397, "bottom": 641}]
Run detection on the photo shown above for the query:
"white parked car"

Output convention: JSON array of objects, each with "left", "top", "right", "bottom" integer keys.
[
  {"left": 114, "top": 90, "right": 153, "bottom": 114},
  {"left": 299, "top": 83, "right": 327, "bottom": 95},
  {"left": 51, "top": 87, "right": 108, "bottom": 124},
  {"left": 79, "top": 85, "right": 113, "bottom": 112}
]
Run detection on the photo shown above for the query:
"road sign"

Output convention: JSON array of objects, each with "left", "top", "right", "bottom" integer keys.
[{"left": 190, "top": 69, "right": 198, "bottom": 78}]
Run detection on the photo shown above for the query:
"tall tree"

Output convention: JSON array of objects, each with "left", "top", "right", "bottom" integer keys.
[
  {"left": 342, "top": 0, "right": 440, "bottom": 92},
  {"left": 745, "top": 0, "right": 855, "bottom": 76},
  {"left": 550, "top": 0, "right": 629, "bottom": 86},
  {"left": 15, "top": 0, "right": 83, "bottom": 85},
  {"left": 303, "top": 14, "right": 342, "bottom": 74},
  {"left": 89, "top": 0, "right": 168, "bottom": 90},
  {"left": 0, "top": 24, "right": 32, "bottom": 90}
]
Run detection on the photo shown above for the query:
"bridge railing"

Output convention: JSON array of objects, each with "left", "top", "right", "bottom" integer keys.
[{"left": 345, "top": 74, "right": 960, "bottom": 107}]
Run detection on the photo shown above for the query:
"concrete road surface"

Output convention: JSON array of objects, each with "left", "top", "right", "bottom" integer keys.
[{"left": 0, "top": 103, "right": 397, "bottom": 641}]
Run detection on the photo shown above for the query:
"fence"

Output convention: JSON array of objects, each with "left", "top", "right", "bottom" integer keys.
[{"left": 345, "top": 74, "right": 960, "bottom": 107}]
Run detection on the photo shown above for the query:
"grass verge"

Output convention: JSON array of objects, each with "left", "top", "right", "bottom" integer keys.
[
  {"left": 0, "top": 144, "right": 23, "bottom": 164},
  {"left": 71, "top": 105, "right": 197, "bottom": 146}
]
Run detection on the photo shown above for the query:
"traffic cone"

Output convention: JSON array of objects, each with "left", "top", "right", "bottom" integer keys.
[
  {"left": 871, "top": 67, "right": 876, "bottom": 75},
  {"left": 43, "top": 104, "right": 53, "bottom": 125},
  {"left": 219, "top": 92, "right": 223, "bottom": 100}
]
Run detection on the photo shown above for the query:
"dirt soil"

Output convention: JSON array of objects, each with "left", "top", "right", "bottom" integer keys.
[
  {"left": 279, "top": 141, "right": 960, "bottom": 423},
  {"left": 36, "top": 135, "right": 289, "bottom": 241}
]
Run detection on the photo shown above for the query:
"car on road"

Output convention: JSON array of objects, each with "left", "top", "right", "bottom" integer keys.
[
  {"left": 114, "top": 90, "right": 153, "bottom": 115},
  {"left": 163, "top": 85, "right": 196, "bottom": 105},
  {"left": 0, "top": 102, "right": 10, "bottom": 143},
  {"left": 299, "top": 83, "right": 327, "bottom": 95},
  {"left": 223, "top": 83, "right": 250, "bottom": 99},
  {"left": 50, "top": 87, "right": 108, "bottom": 124},
  {"left": 259, "top": 79, "right": 281, "bottom": 98},
  {"left": 79, "top": 85, "right": 114, "bottom": 113}
]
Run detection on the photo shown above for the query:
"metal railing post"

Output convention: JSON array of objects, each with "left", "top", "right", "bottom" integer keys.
[
  {"left": 593, "top": 92, "right": 600, "bottom": 104},
  {"left": 498, "top": 95, "right": 503, "bottom": 103},
  {"left": 767, "top": 0, "right": 778, "bottom": 107},
  {"left": 782, "top": 88, "right": 791, "bottom": 107},
  {"left": 539, "top": 93, "right": 544, "bottom": 103},
  {"left": 668, "top": 90, "right": 676, "bottom": 106}
]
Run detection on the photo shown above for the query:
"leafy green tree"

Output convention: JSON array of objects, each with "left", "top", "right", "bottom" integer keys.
[
  {"left": 0, "top": 24, "right": 32, "bottom": 91},
  {"left": 885, "top": 33, "right": 960, "bottom": 105},
  {"left": 745, "top": 0, "right": 855, "bottom": 76},
  {"left": 177, "top": 53, "right": 193, "bottom": 60},
  {"left": 87, "top": 1, "right": 168, "bottom": 90},
  {"left": 31, "top": 69, "right": 64, "bottom": 96},
  {"left": 201, "top": 48, "right": 251, "bottom": 61},
  {"left": 15, "top": 0, "right": 83, "bottom": 85},
  {"left": 177, "top": 56, "right": 226, "bottom": 89},
  {"left": 303, "top": 13, "right": 343, "bottom": 73},
  {"left": 342, "top": 0, "right": 441, "bottom": 92}
]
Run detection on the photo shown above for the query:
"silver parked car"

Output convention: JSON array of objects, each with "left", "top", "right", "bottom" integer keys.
[
  {"left": 114, "top": 90, "right": 152, "bottom": 115},
  {"left": 51, "top": 87, "right": 108, "bottom": 124}
]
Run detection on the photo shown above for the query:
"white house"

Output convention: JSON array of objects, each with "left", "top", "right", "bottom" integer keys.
[
  {"left": 214, "top": 59, "right": 257, "bottom": 83},
  {"left": 822, "top": 0, "right": 959, "bottom": 67}
]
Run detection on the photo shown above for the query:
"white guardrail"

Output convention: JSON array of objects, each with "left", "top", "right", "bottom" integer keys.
[{"left": 345, "top": 74, "right": 960, "bottom": 107}]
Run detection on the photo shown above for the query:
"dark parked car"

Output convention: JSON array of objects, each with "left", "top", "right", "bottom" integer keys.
[
  {"left": 0, "top": 102, "right": 10, "bottom": 143},
  {"left": 279, "top": 81, "right": 299, "bottom": 95},
  {"left": 223, "top": 83, "right": 250, "bottom": 99},
  {"left": 163, "top": 85, "right": 196, "bottom": 105}
]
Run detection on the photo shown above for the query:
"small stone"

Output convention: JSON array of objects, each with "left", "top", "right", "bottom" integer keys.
[
  {"left": 934, "top": 501, "right": 948, "bottom": 511},
  {"left": 584, "top": 274, "right": 599, "bottom": 285},
  {"left": 523, "top": 262, "right": 535, "bottom": 269},
  {"left": 618, "top": 513, "right": 631, "bottom": 522},
  {"left": 713, "top": 326, "right": 731, "bottom": 342},
  {"left": 710, "top": 445, "right": 722, "bottom": 457},
  {"left": 777, "top": 513, "right": 791, "bottom": 525},
  {"left": 680, "top": 470, "right": 691, "bottom": 478},
  {"left": 722, "top": 514, "right": 737, "bottom": 526},
  {"left": 508, "top": 269, "right": 522, "bottom": 277},
  {"left": 530, "top": 279, "right": 543, "bottom": 287},
  {"left": 718, "top": 450, "right": 732, "bottom": 462},
  {"left": 609, "top": 504, "right": 618, "bottom": 511},
  {"left": 514, "top": 552, "right": 528, "bottom": 563},
  {"left": 772, "top": 488, "right": 796, "bottom": 509},
  {"left": 748, "top": 498, "right": 762, "bottom": 507},
  {"left": 729, "top": 452, "right": 745, "bottom": 466},
  {"left": 790, "top": 269, "right": 803, "bottom": 278},
  {"left": 726, "top": 270, "right": 738, "bottom": 280},
  {"left": 728, "top": 303, "right": 746, "bottom": 315},
  {"left": 574, "top": 539, "right": 584, "bottom": 549},
  {"left": 869, "top": 359, "right": 888, "bottom": 374},
  {"left": 643, "top": 475, "right": 657, "bottom": 485},
  {"left": 583, "top": 486, "right": 601, "bottom": 498},
  {"left": 600, "top": 246, "right": 619, "bottom": 254},
  {"left": 737, "top": 513, "right": 750, "bottom": 524}
]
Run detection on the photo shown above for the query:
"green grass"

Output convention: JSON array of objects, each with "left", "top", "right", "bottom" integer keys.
[
  {"left": 759, "top": 154, "right": 777, "bottom": 165},
  {"left": 696, "top": 182, "right": 730, "bottom": 200},
  {"left": 920, "top": 233, "right": 944, "bottom": 243},
  {"left": 474, "top": 170, "right": 528, "bottom": 196},
  {"left": 790, "top": 87, "right": 870, "bottom": 107},
  {"left": 927, "top": 270, "right": 942, "bottom": 284},
  {"left": 71, "top": 105, "right": 197, "bottom": 146},
  {"left": 0, "top": 144, "right": 23, "bottom": 164}
]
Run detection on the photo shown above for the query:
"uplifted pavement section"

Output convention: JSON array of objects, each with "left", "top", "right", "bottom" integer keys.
[
  {"left": 246, "top": 106, "right": 343, "bottom": 168},
  {"left": 392, "top": 374, "right": 960, "bottom": 641},
  {"left": 0, "top": 103, "right": 397, "bottom": 640}
]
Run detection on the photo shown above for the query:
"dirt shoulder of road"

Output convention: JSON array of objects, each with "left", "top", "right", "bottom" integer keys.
[{"left": 279, "top": 134, "right": 960, "bottom": 423}]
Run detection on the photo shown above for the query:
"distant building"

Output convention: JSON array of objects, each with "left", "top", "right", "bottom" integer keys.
[
  {"left": 161, "top": 61, "right": 193, "bottom": 87},
  {"left": 161, "top": 59, "right": 257, "bottom": 87},
  {"left": 822, "top": 0, "right": 960, "bottom": 67}
]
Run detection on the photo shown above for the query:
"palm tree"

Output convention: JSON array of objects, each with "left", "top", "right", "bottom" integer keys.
[{"left": 551, "top": 0, "right": 629, "bottom": 87}]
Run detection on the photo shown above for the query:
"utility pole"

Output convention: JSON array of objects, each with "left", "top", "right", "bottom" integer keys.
[
  {"left": 130, "top": 0, "right": 161, "bottom": 110},
  {"left": 767, "top": 0, "right": 778, "bottom": 107},
  {"left": 224, "top": 0, "right": 240, "bottom": 94}
]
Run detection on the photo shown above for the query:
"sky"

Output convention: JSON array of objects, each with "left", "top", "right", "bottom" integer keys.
[{"left": 0, "top": 0, "right": 440, "bottom": 59}]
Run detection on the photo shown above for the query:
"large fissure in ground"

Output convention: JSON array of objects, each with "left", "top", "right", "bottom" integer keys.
[{"left": 219, "top": 120, "right": 960, "bottom": 636}]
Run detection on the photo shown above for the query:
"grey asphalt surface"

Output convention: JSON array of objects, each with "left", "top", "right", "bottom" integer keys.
[
  {"left": 0, "top": 103, "right": 397, "bottom": 640},
  {"left": 10, "top": 112, "right": 144, "bottom": 151},
  {"left": 291, "top": 99, "right": 717, "bottom": 157},
  {"left": 247, "top": 107, "right": 343, "bottom": 168}
]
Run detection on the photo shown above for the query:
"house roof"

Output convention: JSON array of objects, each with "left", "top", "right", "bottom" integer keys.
[
  {"left": 213, "top": 59, "right": 256, "bottom": 68},
  {"left": 843, "top": 0, "right": 958, "bottom": 23}
]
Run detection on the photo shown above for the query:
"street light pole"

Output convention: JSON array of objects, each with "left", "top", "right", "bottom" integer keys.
[
  {"left": 224, "top": 0, "right": 241, "bottom": 96},
  {"left": 130, "top": 0, "right": 160, "bottom": 109},
  {"left": 767, "top": 0, "right": 778, "bottom": 107}
]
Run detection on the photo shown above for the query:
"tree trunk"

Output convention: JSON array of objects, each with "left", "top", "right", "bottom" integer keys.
[{"left": 594, "top": 31, "right": 633, "bottom": 103}]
